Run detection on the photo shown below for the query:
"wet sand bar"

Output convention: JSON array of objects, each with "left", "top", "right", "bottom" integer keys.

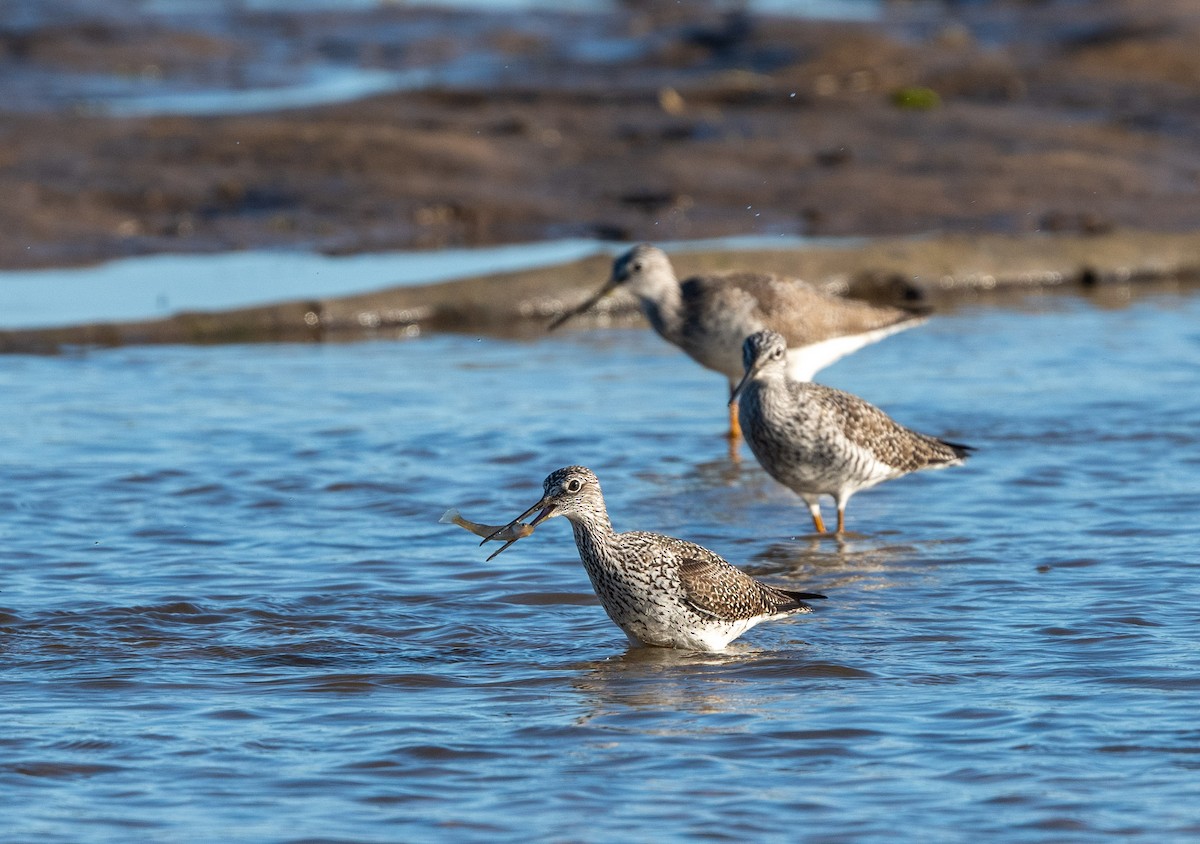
[{"left": 4, "top": 229, "right": 1198, "bottom": 353}]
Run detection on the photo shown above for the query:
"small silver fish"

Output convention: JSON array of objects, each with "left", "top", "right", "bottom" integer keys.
[{"left": 440, "top": 508, "right": 535, "bottom": 560}]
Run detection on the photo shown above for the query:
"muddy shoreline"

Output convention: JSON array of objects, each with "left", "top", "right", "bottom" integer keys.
[
  {"left": 3, "top": 1, "right": 1200, "bottom": 268},
  {"left": 4, "top": 229, "right": 1197, "bottom": 354},
  {"left": 2, "top": 1, "right": 1199, "bottom": 350}
]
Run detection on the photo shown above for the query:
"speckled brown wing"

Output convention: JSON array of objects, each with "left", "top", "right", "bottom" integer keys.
[
  {"left": 671, "top": 542, "right": 819, "bottom": 621},
  {"left": 703, "top": 271, "right": 923, "bottom": 346},
  {"left": 809, "top": 383, "right": 972, "bottom": 473}
]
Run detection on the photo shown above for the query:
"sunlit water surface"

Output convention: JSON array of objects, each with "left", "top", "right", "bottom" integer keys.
[{"left": 2, "top": 287, "right": 1199, "bottom": 841}]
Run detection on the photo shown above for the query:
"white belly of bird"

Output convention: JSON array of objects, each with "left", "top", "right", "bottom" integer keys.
[{"left": 616, "top": 611, "right": 762, "bottom": 652}]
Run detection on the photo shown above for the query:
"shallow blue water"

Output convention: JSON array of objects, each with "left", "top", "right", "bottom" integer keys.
[
  {"left": 2, "top": 284, "right": 1199, "bottom": 841},
  {"left": 0, "top": 235, "right": 829, "bottom": 329},
  {"left": 0, "top": 240, "right": 605, "bottom": 329}
]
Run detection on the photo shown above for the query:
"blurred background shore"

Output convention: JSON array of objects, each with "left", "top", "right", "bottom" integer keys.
[
  {"left": 3, "top": 0, "right": 1198, "bottom": 271},
  {"left": 3, "top": 0, "right": 1199, "bottom": 350}
]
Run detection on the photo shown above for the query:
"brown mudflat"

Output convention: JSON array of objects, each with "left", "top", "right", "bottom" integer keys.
[{"left": 1, "top": 0, "right": 1199, "bottom": 271}]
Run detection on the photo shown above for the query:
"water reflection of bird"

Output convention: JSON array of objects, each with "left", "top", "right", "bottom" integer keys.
[
  {"left": 550, "top": 243, "right": 928, "bottom": 440},
  {"left": 570, "top": 647, "right": 795, "bottom": 718},
  {"left": 731, "top": 330, "right": 972, "bottom": 535},
  {"left": 487, "top": 465, "right": 825, "bottom": 652}
]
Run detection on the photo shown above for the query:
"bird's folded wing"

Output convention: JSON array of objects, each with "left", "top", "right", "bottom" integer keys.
[{"left": 675, "top": 546, "right": 774, "bottom": 621}]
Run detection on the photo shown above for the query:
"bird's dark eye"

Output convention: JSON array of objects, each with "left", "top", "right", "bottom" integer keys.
[
  {"left": 565, "top": 478, "right": 582, "bottom": 493},
  {"left": 632, "top": 262, "right": 643, "bottom": 272},
  {"left": 772, "top": 347, "right": 783, "bottom": 359}
]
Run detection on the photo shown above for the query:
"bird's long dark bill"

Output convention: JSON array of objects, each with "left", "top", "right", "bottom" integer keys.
[
  {"left": 481, "top": 498, "right": 556, "bottom": 559},
  {"left": 484, "top": 537, "right": 521, "bottom": 562},
  {"left": 546, "top": 282, "right": 616, "bottom": 331},
  {"left": 728, "top": 367, "right": 756, "bottom": 407}
]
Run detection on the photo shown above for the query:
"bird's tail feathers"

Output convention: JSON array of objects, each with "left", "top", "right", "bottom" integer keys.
[
  {"left": 778, "top": 588, "right": 827, "bottom": 613},
  {"left": 941, "top": 440, "right": 974, "bottom": 461}
]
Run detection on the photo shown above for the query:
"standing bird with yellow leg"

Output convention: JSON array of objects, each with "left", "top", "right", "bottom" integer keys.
[
  {"left": 731, "top": 330, "right": 972, "bottom": 535},
  {"left": 550, "top": 244, "right": 928, "bottom": 441}
]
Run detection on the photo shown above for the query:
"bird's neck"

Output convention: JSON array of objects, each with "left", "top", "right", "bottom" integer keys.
[
  {"left": 566, "top": 508, "right": 615, "bottom": 551},
  {"left": 757, "top": 366, "right": 789, "bottom": 390},
  {"left": 740, "top": 370, "right": 785, "bottom": 410},
  {"left": 635, "top": 277, "right": 684, "bottom": 339}
]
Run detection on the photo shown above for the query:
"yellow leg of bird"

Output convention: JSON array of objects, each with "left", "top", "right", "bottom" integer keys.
[
  {"left": 836, "top": 509, "right": 846, "bottom": 534},
  {"left": 811, "top": 510, "right": 826, "bottom": 534},
  {"left": 728, "top": 402, "right": 742, "bottom": 442}
]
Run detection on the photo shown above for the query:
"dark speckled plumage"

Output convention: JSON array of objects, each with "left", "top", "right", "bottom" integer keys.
[
  {"left": 731, "top": 330, "right": 972, "bottom": 534},
  {"left": 491, "top": 466, "right": 824, "bottom": 651}
]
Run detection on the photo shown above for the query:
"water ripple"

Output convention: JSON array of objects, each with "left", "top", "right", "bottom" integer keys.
[{"left": 1, "top": 294, "right": 1199, "bottom": 840}]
